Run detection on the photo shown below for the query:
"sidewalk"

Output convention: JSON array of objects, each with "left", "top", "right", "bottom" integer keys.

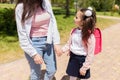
[{"left": 0, "top": 22, "right": 120, "bottom": 80}]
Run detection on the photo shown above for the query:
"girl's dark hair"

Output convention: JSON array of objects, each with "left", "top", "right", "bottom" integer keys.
[
  {"left": 16, "top": 0, "right": 44, "bottom": 24},
  {"left": 80, "top": 8, "right": 96, "bottom": 46}
]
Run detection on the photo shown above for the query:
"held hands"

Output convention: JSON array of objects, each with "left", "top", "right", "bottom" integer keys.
[
  {"left": 54, "top": 44, "right": 63, "bottom": 56},
  {"left": 32, "top": 54, "right": 44, "bottom": 64}
]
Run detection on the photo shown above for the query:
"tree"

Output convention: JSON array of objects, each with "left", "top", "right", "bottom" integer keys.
[
  {"left": 10, "top": 0, "right": 14, "bottom": 4},
  {"left": 115, "top": 0, "right": 120, "bottom": 5},
  {"left": 0, "top": 0, "right": 7, "bottom": 3},
  {"left": 77, "top": 0, "right": 93, "bottom": 8},
  {"left": 88, "top": 0, "right": 114, "bottom": 11},
  {"left": 65, "top": 0, "right": 70, "bottom": 17}
]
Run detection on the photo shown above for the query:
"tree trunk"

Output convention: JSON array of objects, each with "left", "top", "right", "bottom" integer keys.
[
  {"left": 10, "top": 0, "right": 14, "bottom": 4},
  {"left": 0, "top": 0, "right": 7, "bottom": 3},
  {"left": 65, "top": 0, "right": 70, "bottom": 17}
]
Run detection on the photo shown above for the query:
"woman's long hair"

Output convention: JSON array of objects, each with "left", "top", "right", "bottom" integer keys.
[
  {"left": 22, "top": 0, "right": 44, "bottom": 23},
  {"left": 80, "top": 8, "right": 96, "bottom": 46},
  {"left": 16, "top": 0, "right": 44, "bottom": 24}
]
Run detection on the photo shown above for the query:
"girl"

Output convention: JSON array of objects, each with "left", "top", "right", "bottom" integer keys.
[
  {"left": 15, "top": 0, "right": 60, "bottom": 80},
  {"left": 62, "top": 8, "right": 96, "bottom": 80}
]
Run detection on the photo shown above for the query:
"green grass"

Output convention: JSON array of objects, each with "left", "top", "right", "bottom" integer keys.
[
  {"left": 97, "top": 11, "right": 120, "bottom": 17},
  {"left": 0, "top": 4, "right": 120, "bottom": 64},
  {"left": 0, "top": 3, "right": 15, "bottom": 8},
  {"left": 0, "top": 36, "right": 23, "bottom": 64}
]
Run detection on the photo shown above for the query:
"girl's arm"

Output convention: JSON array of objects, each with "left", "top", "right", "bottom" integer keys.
[
  {"left": 62, "top": 28, "right": 76, "bottom": 54},
  {"left": 62, "top": 37, "right": 71, "bottom": 53},
  {"left": 80, "top": 34, "right": 95, "bottom": 72}
]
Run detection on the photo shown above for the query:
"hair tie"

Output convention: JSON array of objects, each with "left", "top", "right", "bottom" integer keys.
[
  {"left": 85, "top": 10, "right": 92, "bottom": 17},
  {"left": 84, "top": 7, "right": 93, "bottom": 17}
]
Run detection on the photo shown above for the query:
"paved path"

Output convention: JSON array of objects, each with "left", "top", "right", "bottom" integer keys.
[{"left": 0, "top": 17, "right": 120, "bottom": 80}]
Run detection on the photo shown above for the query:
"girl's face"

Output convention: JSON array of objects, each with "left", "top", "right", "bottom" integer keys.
[{"left": 74, "top": 11, "right": 83, "bottom": 28}]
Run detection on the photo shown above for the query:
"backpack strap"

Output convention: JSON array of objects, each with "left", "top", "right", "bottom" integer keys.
[{"left": 70, "top": 28, "right": 77, "bottom": 35}]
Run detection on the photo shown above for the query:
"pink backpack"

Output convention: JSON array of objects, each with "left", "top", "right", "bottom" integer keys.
[
  {"left": 93, "top": 28, "right": 102, "bottom": 55},
  {"left": 71, "top": 28, "right": 102, "bottom": 55}
]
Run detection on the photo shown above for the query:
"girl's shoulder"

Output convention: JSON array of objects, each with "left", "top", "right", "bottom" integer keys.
[
  {"left": 88, "top": 34, "right": 95, "bottom": 43},
  {"left": 70, "top": 28, "right": 77, "bottom": 34}
]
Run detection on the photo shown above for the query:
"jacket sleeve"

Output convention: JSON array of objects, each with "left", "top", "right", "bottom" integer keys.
[
  {"left": 15, "top": 4, "right": 37, "bottom": 57},
  {"left": 43, "top": 0, "right": 60, "bottom": 44},
  {"left": 80, "top": 34, "right": 95, "bottom": 71}
]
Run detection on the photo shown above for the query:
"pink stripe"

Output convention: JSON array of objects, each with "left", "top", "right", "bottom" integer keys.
[{"left": 30, "top": 8, "right": 50, "bottom": 37}]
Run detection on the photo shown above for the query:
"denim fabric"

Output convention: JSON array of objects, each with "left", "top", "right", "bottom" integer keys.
[{"left": 25, "top": 36, "right": 56, "bottom": 80}]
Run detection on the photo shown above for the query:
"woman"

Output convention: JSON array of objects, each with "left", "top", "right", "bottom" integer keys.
[{"left": 15, "top": 0, "right": 60, "bottom": 80}]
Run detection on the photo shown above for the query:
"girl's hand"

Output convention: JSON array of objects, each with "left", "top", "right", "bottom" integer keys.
[
  {"left": 32, "top": 54, "right": 44, "bottom": 64},
  {"left": 66, "top": 51, "right": 70, "bottom": 56},
  {"left": 79, "top": 68, "right": 86, "bottom": 76}
]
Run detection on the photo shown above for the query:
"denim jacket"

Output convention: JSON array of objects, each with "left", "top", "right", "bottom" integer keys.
[{"left": 15, "top": 0, "right": 60, "bottom": 57}]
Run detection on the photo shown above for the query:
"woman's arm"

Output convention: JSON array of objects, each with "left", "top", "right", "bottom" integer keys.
[
  {"left": 15, "top": 4, "right": 38, "bottom": 57},
  {"left": 43, "top": 0, "right": 61, "bottom": 56},
  {"left": 43, "top": 0, "right": 60, "bottom": 44}
]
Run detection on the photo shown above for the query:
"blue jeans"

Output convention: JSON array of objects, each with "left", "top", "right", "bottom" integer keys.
[{"left": 25, "top": 36, "right": 56, "bottom": 80}]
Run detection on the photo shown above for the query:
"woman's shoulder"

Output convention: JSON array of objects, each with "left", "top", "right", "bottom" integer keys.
[
  {"left": 43, "top": 0, "right": 52, "bottom": 10},
  {"left": 15, "top": 3, "right": 23, "bottom": 11}
]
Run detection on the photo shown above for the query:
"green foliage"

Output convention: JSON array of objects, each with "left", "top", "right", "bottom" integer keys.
[
  {"left": 77, "top": 0, "right": 117, "bottom": 12},
  {"left": 78, "top": 0, "right": 91, "bottom": 8},
  {"left": 88, "top": 0, "right": 114, "bottom": 11},
  {"left": 118, "top": 10, "right": 120, "bottom": 14},
  {"left": 52, "top": 0, "right": 74, "bottom": 8},
  {"left": 0, "top": 3, "right": 15, "bottom": 8},
  {"left": 0, "top": 8, "right": 16, "bottom": 36},
  {"left": 115, "top": 0, "right": 120, "bottom": 5},
  {"left": 53, "top": 7, "right": 75, "bottom": 15}
]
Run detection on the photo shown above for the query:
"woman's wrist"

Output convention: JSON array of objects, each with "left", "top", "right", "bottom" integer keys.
[{"left": 32, "top": 54, "right": 38, "bottom": 59}]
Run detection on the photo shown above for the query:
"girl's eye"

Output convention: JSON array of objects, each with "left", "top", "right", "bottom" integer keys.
[{"left": 76, "top": 16, "right": 78, "bottom": 19}]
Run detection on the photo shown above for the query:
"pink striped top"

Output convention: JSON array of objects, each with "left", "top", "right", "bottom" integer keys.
[{"left": 30, "top": 7, "right": 50, "bottom": 37}]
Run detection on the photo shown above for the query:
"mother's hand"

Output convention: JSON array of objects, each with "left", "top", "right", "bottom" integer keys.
[
  {"left": 54, "top": 44, "right": 62, "bottom": 56},
  {"left": 32, "top": 54, "right": 44, "bottom": 64}
]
